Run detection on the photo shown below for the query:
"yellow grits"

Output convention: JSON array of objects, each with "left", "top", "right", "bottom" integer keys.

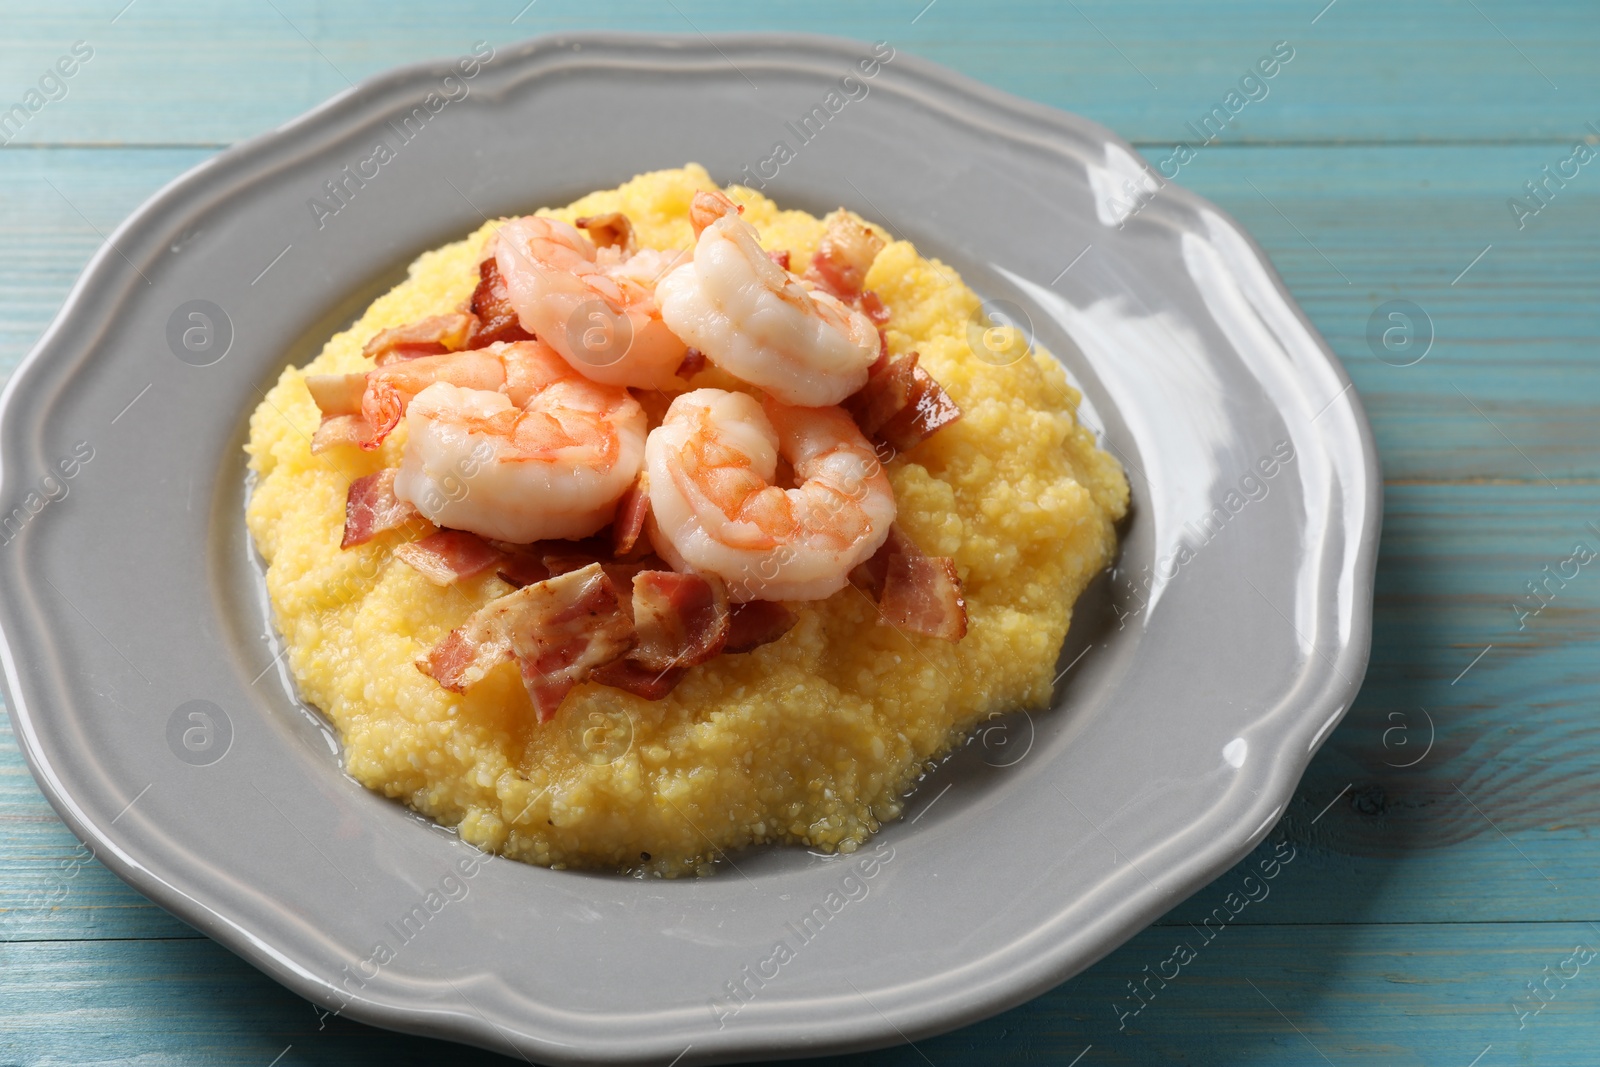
[{"left": 245, "top": 165, "right": 1128, "bottom": 876}]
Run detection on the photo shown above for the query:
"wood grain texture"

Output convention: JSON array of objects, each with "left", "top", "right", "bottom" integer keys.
[
  {"left": 0, "top": 0, "right": 1595, "bottom": 146},
  {"left": 5, "top": 923, "right": 1600, "bottom": 1066},
  {"left": 1, "top": 146, "right": 1595, "bottom": 481},
  {"left": 2, "top": 0, "right": 1598, "bottom": 1064}
]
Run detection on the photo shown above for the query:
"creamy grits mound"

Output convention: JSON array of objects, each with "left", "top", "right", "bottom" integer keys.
[{"left": 244, "top": 164, "right": 1128, "bottom": 876}]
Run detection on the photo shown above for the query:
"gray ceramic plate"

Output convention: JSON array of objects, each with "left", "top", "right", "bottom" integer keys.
[{"left": 0, "top": 32, "right": 1378, "bottom": 1065}]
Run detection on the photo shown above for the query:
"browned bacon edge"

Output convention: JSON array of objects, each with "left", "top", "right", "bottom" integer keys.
[
  {"left": 394, "top": 530, "right": 504, "bottom": 586},
  {"left": 851, "top": 526, "right": 967, "bottom": 641},
  {"left": 590, "top": 658, "right": 686, "bottom": 701},
  {"left": 804, "top": 215, "right": 885, "bottom": 304},
  {"left": 675, "top": 347, "right": 707, "bottom": 380},
  {"left": 724, "top": 600, "right": 798, "bottom": 654},
  {"left": 629, "top": 571, "right": 729, "bottom": 672},
  {"left": 363, "top": 312, "right": 477, "bottom": 366},
  {"left": 858, "top": 289, "right": 890, "bottom": 325},
  {"left": 466, "top": 258, "right": 535, "bottom": 348},
  {"left": 419, "top": 563, "right": 635, "bottom": 722},
  {"left": 843, "top": 350, "right": 962, "bottom": 454},
  {"left": 341, "top": 469, "right": 424, "bottom": 549},
  {"left": 417, "top": 560, "right": 807, "bottom": 710}
]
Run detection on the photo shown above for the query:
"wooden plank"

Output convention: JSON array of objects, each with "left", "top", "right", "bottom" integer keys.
[
  {"left": 6, "top": 482, "right": 1600, "bottom": 941},
  {"left": 0, "top": 147, "right": 213, "bottom": 374},
  {"left": 3, "top": 922, "right": 1599, "bottom": 1065},
  {"left": 0, "top": 0, "right": 1595, "bottom": 147},
  {"left": 1161, "top": 145, "right": 1600, "bottom": 486},
  {"left": 0, "top": 145, "right": 1595, "bottom": 483},
  {"left": 0, "top": 714, "right": 198, "bottom": 942}
]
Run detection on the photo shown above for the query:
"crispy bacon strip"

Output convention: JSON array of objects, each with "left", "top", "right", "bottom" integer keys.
[
  {"left": 419, "top": 563, "right": 634, "bottom": 721},
  {"left": 341, "top": 469, "right": 423, "bottom": 548},
  {"left": 723, "top": 600, "right": 798, "bottom": 654},
  {"left": 394, "top": 530, "right": 504, "bottom": 586},
  {"left": 311, "top": 414, "right": 373, "bottom": 454},
  {"left": 858, "top": 289, "right": 890, "bottom": 325},
  {"left": 363, "top": 313, "right": 476, "bottom": 365},
  {"left": 419, "top": 606, "right": 516, "bottom": 695},
  {"left": 495, "top": 546, "right": 552, "bottom": 589},
  {"left": 466, "top": 258, "right": 535, "bottom": 348},
  {"left": 843, "top": 351, "right": 962, "bottom": 454},
  {"left": 855, "top": 526, "right": 967, "bottom": 641},
  {"left": 305, "top": 372, "right": 367, "bottom": 417},
  {"left": 675, "top": 347, "right": 707, "bottom": 380},
  {"left": 804, "top": 215, "right": 885, "bottom": 302},
  {"left": 611, "top": 475, "right": 651, "bottom": 558},
  {"left": 629, "top": 571, "right": 729, "bottom": 672},
  {"left": 575, "top": 212, "right": 636, "bottom": 254},
  {"left": 591, "top": 657, "right": 686, "bottom": 701}
]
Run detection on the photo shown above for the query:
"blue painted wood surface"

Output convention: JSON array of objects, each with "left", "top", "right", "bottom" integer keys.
[{"left": 2, "top": 2, "right": 1598, "bottom": 1064}]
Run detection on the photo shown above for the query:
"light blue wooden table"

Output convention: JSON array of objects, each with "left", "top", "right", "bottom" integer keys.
[{"left": 3, "top": 2, "right": 1598, "bottom": 1063}]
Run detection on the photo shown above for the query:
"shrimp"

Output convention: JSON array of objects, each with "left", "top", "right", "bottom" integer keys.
[
  {"left": 358, "top": 340, "right": 579, "bottom": 449},
  {"left": 391, "top": 343, "right": 647, "bottom": 543},
  {"left": 493, "top": 215, "right": 688, "bottom": 391},
  {"left": 645, "top": 388, "right": 895, "bottom": 602},
  {"left": 656, "top": 191, "right": 880, "bottom": 408}
]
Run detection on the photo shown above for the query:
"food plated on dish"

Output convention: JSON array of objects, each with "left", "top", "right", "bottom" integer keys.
[
  {"left": 246, "top": 164, "right": 1127, "bottom": 875},
  {"left": 0, "top": 35, "right": 1379, "bottom": 1062}
]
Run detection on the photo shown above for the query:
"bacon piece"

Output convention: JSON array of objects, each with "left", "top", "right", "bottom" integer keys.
[
  {"left": 363, "top": 313, "right": 476, "bottom": 365},
  {"left": 629, "top": 571, "right": 729, "bottom": 672},
  {"left": 723, "top": 600, "right": 798, "bottom": 654},
  {"left": 305, "top": 372, "right": 367, "bottom": 417},
  {"left": 495, "top": 546, "right": 552, "bottom": 589},
  {"left": 502, "top": 541, "right": 668, "bottom": 619},
  {"left": 341, "top": 469, "right": 424, "bottom": 548},
  {"left": 857, "top": 527, "right": 967, "bottom": 641},
  {"left": 538, "top": 538, "right": 623, "bottom": 577},
  {"left": 804, "top": 215, "right": 885, "bottom": 302},
  {"left": 311, "top": 414, "right": 373, "bottom": 454},
  {"left": 689, "top": 189, "right": 741, "bottom": 237},
  {"left": 420, "top": 611, "right": 515, "bottom": 694},
  {"left": 575, "top": 212, "right": 636, "bottom": 254},
  {"left": 843, "top": 351, "right": 962, "bottom": 454},
  {"left": 540, "top": 542, "right": 667, "bottom": 588},
  {"left": 419, "top": 563, "right": 634, "bottom": 721},
  {"left": 675, "top": 347, "right": 707, "bottom": 379},
  {"left": 394, "top": 530, "right": 504, "bottom": 586},
  {"left": 591, "top": 657, "right": 687, "bottom": 701},
  {"left": 466, "top": 258, "right": 535, "bottom": 348},
  {"left": 766, "top": 249, "right": 791, "bottom": 271},
  {"left": 611, "top": 475, "right": 651, "bottom": 558},
  {"left": 858, "top": 289, "right": 890, "bottom": 325}
]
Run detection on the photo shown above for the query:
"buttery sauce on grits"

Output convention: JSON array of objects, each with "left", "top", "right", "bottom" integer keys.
[{"left": 245, "top": 165, "right": 1127, "bottom": 876}]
